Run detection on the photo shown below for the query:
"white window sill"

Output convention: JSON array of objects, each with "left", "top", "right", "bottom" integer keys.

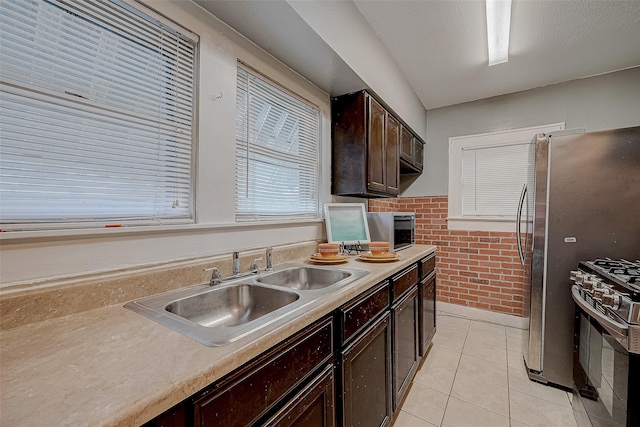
[
  {"left": 447, "top": 217, "right": 530, "bottom": 233},
  {"left": 0, "top": 219, "right": 324, "bottom": 244}
]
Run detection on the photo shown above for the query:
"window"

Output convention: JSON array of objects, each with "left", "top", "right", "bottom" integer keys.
[
  {"left": 235, "top": 65, "right": 320, "bottom": 222},
  {"left": 0, "top": 0, "right": 198, "bottom": 229},
  {"left": 448, "top": 123, "right": 564, "bottom": 231}
]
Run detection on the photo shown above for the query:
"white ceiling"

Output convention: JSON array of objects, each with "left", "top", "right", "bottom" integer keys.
[
  {"left": 354, "top": 0, "right": 640, "bottom": 109},
  {"left": 195, "top": 0, "right": 640, "bottom": 110}
]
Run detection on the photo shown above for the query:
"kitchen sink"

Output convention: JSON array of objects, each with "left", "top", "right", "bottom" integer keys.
[
  {"left": 257, "top": 266, "right": 352, "bottom": 290},
  {"left": 125, "top": 263, "right": 368, "bottom": 347},
  {"left": 165, "top": 284, "right": 299, "bottom": 327}
]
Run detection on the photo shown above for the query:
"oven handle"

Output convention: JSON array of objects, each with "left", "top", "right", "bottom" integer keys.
[{"left": 572, "top": 285, "right": 628, "bottom": 340}]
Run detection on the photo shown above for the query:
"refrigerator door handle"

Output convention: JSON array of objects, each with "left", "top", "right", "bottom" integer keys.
[{"left": 516, "top": 183, "right": 527, "bottom": 265}]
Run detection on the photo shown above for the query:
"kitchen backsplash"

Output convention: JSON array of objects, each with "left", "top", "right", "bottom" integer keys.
[{"left": 369, "top": 196, "right": 527, "bottom": 317}]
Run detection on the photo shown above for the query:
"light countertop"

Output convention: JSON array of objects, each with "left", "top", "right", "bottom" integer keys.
[{"left": 0, "top": 245, "right": 436, "bottom": 427}]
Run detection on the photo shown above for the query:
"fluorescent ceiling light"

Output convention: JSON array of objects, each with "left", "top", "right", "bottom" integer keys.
[{"left": 486, "top": 0, "right": 512, "bottom": 66}]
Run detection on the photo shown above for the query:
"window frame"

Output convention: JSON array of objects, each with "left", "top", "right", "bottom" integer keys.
[
  {"left": 0, "top": 0, "right": 199, "bottom": 231},
  {"left": 448, "top": 122, "right": 565, "bottom": 232},
  {"left": 234, "top": 62, "right": 322, "bottom": 223}
]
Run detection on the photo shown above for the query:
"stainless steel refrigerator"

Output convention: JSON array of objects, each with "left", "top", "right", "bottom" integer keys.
[{"left": 517, "top": 126, "right": 640, "bottom": 389}]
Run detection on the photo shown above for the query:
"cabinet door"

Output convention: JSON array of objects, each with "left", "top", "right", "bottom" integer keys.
[
  {"left": 262, "top": 364, "right": 335, "bottom": 427},
  {"left": 367, "top": 97, "right": 387, "bottom": 193},
  {"left": 414, "top": 139, "right": 424, "bottom": 170},
  {"left": 400, "top": 126, "right": 413, "bottom": 162},
  {"left": 342, "top": 313, "right": 392, "bottom": 427},
  {"left": 392, "top": 287, "right": 419, "bottom": 409},
  {"left": 385, "top": 114, "right": 400, "bottom": 195},
  {"left": 420, "top": 272, "right": 436, "bottom": 356}
]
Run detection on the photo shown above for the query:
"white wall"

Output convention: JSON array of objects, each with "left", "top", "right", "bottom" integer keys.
[
  {"left": 403, "top": 67, "right": 640, "bottom": 197},
  {"left": 0, "top": 0, "right": 334, "bottom": 286},
  {"left": 287, "top": 0, "right": 428, "bottom": 140}
]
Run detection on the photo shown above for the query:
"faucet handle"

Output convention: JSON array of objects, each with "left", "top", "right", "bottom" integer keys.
[
  {"left": 203, "top": 267, "right": 222, "bottom": 286},
  {"left": 265, "top": 247, "right": 273, "bottom": 271},
  {"left": 250, "top": 258, "right": 263, "bottom": 273}
]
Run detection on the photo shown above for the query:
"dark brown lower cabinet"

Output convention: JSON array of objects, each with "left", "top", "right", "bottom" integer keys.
[
  {"left": 263, "top": 364, "right": 336, "bottom": 427},
  {"left": 341, "top": 313, "right": 392, "bottom": 427},
  {"left": 419, "top": 271, "right": 436, "bottom": 356},
  {"left": 193, "top": 317, "right": 333, "bottom": 427},
  {"left": 391, "top": 287, "right": 419, "bottom": 409}
]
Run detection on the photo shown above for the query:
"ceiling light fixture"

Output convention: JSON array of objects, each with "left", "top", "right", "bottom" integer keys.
[{"left": 486, "top": 0, "right": 512, "bottom": 66}]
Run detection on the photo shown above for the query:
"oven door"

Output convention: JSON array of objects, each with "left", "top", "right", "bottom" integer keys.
[{"left": 573, "top": 289, "right": 631, "bottom": 427}]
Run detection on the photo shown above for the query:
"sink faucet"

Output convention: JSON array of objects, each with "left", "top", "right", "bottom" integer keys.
[
  {"left": 204, "top": 251, "right": 264, "bottom": 286},
  {"left": 266, "top": 247, "right": 273, "bottom": 272}
]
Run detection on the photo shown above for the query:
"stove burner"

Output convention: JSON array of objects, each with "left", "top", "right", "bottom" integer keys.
[
  {"left": 589, "top": 259, "right": 640, "bottom": 290},
  {"left": 608, "top": 267, "right": 639, "bottom": 276},
  {"left": 593, "top": 259, "right": 628, "bottom": 268}
]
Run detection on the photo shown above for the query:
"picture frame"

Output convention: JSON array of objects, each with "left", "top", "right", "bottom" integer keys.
[{"left": 324, "top": 203, "right": 371, "bottom": 245}]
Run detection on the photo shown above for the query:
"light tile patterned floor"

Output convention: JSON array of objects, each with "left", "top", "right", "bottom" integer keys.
[{"left": 393, "top": 312, "right": 578, "bottom": 427}]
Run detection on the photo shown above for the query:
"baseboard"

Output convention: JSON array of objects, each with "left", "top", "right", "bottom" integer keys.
[{"left": 437, "top": 301, "right": 528, "bottom": 329}]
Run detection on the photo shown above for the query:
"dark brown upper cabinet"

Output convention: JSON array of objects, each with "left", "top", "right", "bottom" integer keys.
[{"left": 331, "top": 91, "right": 423, "bottom": 198}]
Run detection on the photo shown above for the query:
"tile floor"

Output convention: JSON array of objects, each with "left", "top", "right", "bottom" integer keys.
[{"left": 393, "top": 312, "right": 578, "bottom": 427}]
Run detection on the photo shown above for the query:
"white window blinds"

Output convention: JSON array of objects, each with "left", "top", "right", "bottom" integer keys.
[
  {"left": 235, "top": 66, "right": 320, "bottom": 222},
  {"left": 0, "top": 0, "right": 197, "bottom": 227},
  {"left": 462, "top": 142, "right": 533, "bottom": 218}
]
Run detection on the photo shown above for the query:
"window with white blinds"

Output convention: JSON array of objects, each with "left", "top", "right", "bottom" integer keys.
[
  {"left": 462, "top": 143, "right": 532, "bottom": 217},
  {"left": 0, "top": 0, "right": 197, "bottom": 228},
  {"left": 235, "top": 66, "right": 320, "bottom": 222},
  {"left": 448, "top": 123, "right": 564, "bottom": 231}
]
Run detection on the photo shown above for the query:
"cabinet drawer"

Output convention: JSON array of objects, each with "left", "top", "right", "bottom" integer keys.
[
  {"left": 193, "top": 317, "right": 333, "bottom": 427},
  {"left": 339, "top": 280, "right": 390, "bottom": 345},
  {"left": 420, "top": 253, "right": 436, "bottom": 279},
  {"left": 392, "top": 264, "right": 419, "bottom": 302}
]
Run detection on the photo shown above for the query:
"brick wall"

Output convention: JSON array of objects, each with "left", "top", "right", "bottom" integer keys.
[{"left": 369, "top": 196, "right": 527, "bottom": 317}]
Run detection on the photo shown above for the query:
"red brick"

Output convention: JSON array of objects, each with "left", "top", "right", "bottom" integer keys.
[
  {"left": 479, "top": 237, "right": 501, "bottom": 243},
  {"left": 450, "top": 241, "right": 470, "bottom": 248},
  {"left": 459, "top": 271, "right": 479, "bottom": 278},
  {"left": 468, "top": 289, "right": 490, "bottom": 297},
  {"left": 490, "top": 256, "right": 513, "bottom": 262},
  {"left": 469, "top": 243, "right": 490, "bottom": 249},
  {"left": 489, "top": 244, "right": 514, "bottom": 250},
  {"left": 459, "top": 248, "right": 479, "bottom": 254}
]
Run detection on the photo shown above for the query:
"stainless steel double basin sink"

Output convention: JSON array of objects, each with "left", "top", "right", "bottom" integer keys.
[{"left": 125, "top": 264, "right": 368, "bottom": 346}]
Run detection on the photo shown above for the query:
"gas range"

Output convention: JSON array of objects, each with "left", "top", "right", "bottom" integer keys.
[
  {"left": 570, "top": 259, "right": 640, "bottom": 353},
  {"left": 571, "top": 259, "right": 640, "bottom": 427}
]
